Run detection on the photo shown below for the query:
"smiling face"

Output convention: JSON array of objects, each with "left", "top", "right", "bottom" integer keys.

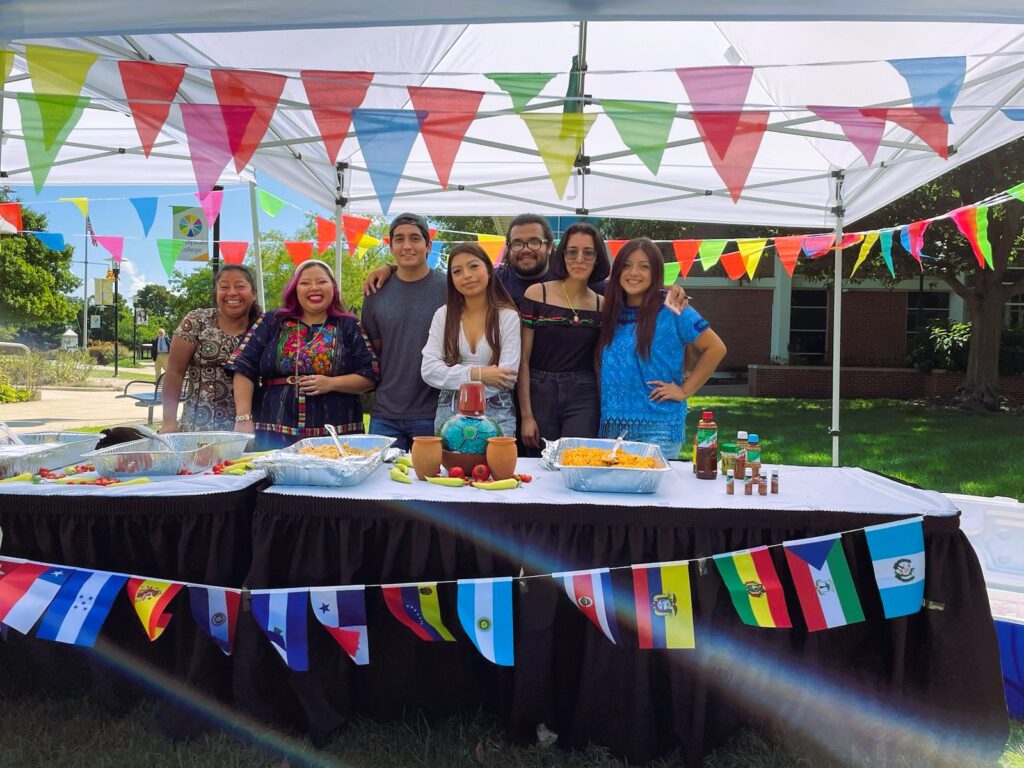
[
  {"left": 505, "top": 222, "right": 551, "bottom": 278},
  {"left": 215, "top": 269, "right": 255, "bottom": 321},
  {"left": 390, "top": 223, "right": 429, "bottom": 270},
  {"left": 449, "top": 251, "right": 489, "bottom": 299},
  {"left": 620, "top": 250, "right": 653, "bottom": 304},
  {"left": 296, "top": 265, "right": 334, "bottom": 317},
  {"left": 562, "top": 232, "right": 598, "bottom": 282}
]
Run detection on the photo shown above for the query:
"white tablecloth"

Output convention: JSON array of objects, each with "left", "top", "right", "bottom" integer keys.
[{"left": 0, "top": 470, "right": 266, "bottom": 498}]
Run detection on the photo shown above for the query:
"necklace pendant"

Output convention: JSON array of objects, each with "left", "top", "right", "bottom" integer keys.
[{"left": 572, "top": 313, "right": 581, "bottom": 326}]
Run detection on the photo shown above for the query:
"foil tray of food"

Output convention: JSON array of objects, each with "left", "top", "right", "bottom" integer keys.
[
  {"left": 0, "top": 432, "right": 102, "bottom": 479},
  {"left": 553, "top": 437, "right": 671, "bottom": 494},
  {"left": 251, "top": 435, "right": 396, "bottom": 487},
  {"left": 83, "top": 432, "right": 251, "bottom": 477}
]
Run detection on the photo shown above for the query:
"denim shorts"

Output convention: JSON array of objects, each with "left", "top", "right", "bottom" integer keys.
[{"left": 434, "top": 389, "right": 516, "bottom": 438}]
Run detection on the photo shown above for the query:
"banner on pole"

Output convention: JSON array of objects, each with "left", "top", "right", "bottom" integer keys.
[
  {"left": 94, "top": 278, "right": 114, "bottom": 306},
  {"left": 171, "top": 205, "right": 209, "bottom": 261}
]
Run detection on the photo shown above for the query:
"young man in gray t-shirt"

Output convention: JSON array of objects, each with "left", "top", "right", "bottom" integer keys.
[{"left": 361, "top": 213, "right": 446, "bottom": 450}]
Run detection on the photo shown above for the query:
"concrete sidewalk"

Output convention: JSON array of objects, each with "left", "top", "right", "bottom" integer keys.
[{"left": 0, "top": 387, "right": 148, "bottom": 431}]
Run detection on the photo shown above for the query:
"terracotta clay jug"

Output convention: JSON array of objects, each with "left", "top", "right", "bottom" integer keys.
[
  {"left": 486, "top": 436, "right": 518, "bottom": 481},
  {"left": 410, "top": 435, "right": 442, "bottom": 480}
]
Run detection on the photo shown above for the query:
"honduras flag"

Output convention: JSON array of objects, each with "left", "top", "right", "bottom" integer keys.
[
  {"left": 250, "top": 589, "right": 309, "bottom": 671},
  {"left": 35, "top": 569, "right": 128, "bottom": 646},
  {"left": 864, "top": 516, "right": 926, "bottom": 618},
  {"left": 0, "top": 563, "right": 73, "bottom": 634},
  {"left": 309, "top": 586, "right": 369, "bottom": 665},
  {"left": 457, "top": 577, "right": 513, "bottom": 666},
  {"left": 188, "top": 586, "right": 241, "bottom": 655}
]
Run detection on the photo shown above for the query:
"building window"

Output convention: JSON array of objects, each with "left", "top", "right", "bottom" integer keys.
[
  {"left": 906, "top": 291, "right": 950, "bottom": 340},
  {"left": 789, "top": 289, "right": 828, "bottom": 364},
  {"left": 1006, "top": 267, "right": 1024, "bottom": 329}
]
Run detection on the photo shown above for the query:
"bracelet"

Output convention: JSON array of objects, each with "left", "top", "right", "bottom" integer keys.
[{"left": 234, "top": 414, "right": 253, "bottom": 423}]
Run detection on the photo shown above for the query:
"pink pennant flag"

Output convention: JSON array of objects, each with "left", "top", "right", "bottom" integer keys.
[
  {"left": 316, "top": 216, "right": 337, "bottom": 254},
  {"left": 773, "top": 235, "right": 803, "bottom": 277},
  {"left": 94, "top": 235, "right": 124, "bottom": 263},
  {"left": 863, "top": 107, "right": 949, "bottom": 159},
  {"left": 196, "top": 189, "right": 223, "bottom": 226},
  {"left": 809, "top": 106, "right": 887, "bottom": 166},
  {"left": 300, "top": 70, "right": 373, "bottom": 163},
  {"left": 719, "top": 250, "right": 747, "bottom": 280},
  {"left": 802, "top": 234, "right": 834, "bottom": 258},
  {"left": 284, "top": 241, "right": 314, "bottom": 266},
  {"left": 219, "top": 241, "right": 248, "bottom": 265},
  {"left": 211, "top": 69, "right": 287, "bottom": 172},
  {"left": 906, "top": 220, "right": 930, "bottom": 269},
  {"left": 180, "top": 103, "right": 253, "bottom": 195},
  {"left": 118, "top": 61, "right": 186, "bottom": 157},
  {"left": 672, "top": 240, "right": 701, "bottom": 280},
  {"left": 408, "top": 87, "right": 484, "bottom": 189}
]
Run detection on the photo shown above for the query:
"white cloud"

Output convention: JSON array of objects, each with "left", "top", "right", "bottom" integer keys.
[{"left": 117, "top": 259, "right": 149, "bottom": 301}]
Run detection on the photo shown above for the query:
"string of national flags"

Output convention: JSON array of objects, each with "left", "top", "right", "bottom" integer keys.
[{"left": 0, "top": 516, "right": 925, "bottom": 670}]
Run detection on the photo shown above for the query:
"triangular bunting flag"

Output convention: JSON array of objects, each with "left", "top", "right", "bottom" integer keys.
[
  {"left": 809, "top": 107, "right": 887, "bottom": 166},
  {"left": 889, "top": 56, "right": 965, "bottom": 124},
  {"left": 310, "top": 586, "right": 370, "bottom": 665},
  {"left": 663, "top": 260, "right": 680, "bottom": 285},
  {"left": 850, "top": 232, "right": 880, "bottom": 277},
  {"left": 316, "top": 216, "right": 337, "bottom": 254},
  {"left": 879, "top": 229, "right": 896, "bottom": 278},
  {"left": 951, "top": 206, "right": 993, "bottom": 269},
  {"left": 602, "top": 100, "right": 677, "bottom": 175},
  {"left": 864, "top": 107, "right": 949, "bottom": 158},
  {"left": 773, "top": 235, "right": 803, "bottom": 277},
  {"left": 737, "top": 238, "right": 767, "bottom": 280},
  {"left": 25, "top": 45, "right": 97, "bottom": 96},
  {"left": 554, "top": 568, "right": 621, "bottom": 645},
  {"left": 351, "top": 109, "right": 423, "bottom": 215},
  {"left": 698, "top": 239, "right": 727, "bottom": 271},
  {"left": 95, "top": 236, "right": 124, "bottom": 263},
  {"left": 18, "top": 94, "right": 90, "bottom": 192},
  {"left": 676, "top": 66, "right": 754, "bottom": 151},
  {"left": 477, "top": 234, "right": 505, "bottom": 263},
  {"left": 196, "top": 190, "right": 223, "bottom": 227},
  {"left": 1, "top": 50, "right": 13, "bottom": 83},
  {"left": 521, "top": 112, "right": 598, "bottom": 198},
  {"left": 784, "top": 534, "right": 864, "bottom": 632},
  {"left": 802, "top": 234, "right": 834, "bottom": 258},
  {"left": 157, "top": 239, "right": 185, "bottom": 279},
  {"left": 342, "top": 215, "right": 372, "bottom": 256},
  {"left": 863, "top": 517, "right": 926, "bottom": 619},
  {"left": 58, "top": 197, "right": 89, "bottom": 219},
  {"left": 672, "top": 240, "right": 701, "bottom": 280},
  {"left": 428, "top": 240, "right": 443, "bottom": 269},
  {"left": 219, "top": 241, "right": 249, "bottom": 265},
  {"left": 180, "top": 103, "right": 252, "bottom": 195},
  {"left": 117, "top": 61, "right": 186, "bottom": 157},
  {"left": 284, "top": 241, "right": 314, "bottom": 265},
  {"left": 35, "top": 569, "right": 128, "bottom": 647},
  {"left": 713, "top": 547, "right": 792, "bottom": 629},
  {"left": 408, "top": 86, "right": 484, "bottom": 189},
  {"left": 457, "top": 577, "right": 514, "bottom": 666},
  {"left": 34, "top": 232, "right": 66, "bottom": 251},
  {"left": 211, "top": 69, "right": 287, "bottom": 172},
  {"left": 188, "top": 586, "right": 241, "bottom": 655},
  {"left": 973, "top": 207, "right": 994, "bottom": 269},
  {"left": 126, "top": 578, "right": 183, "bottom": 642},
  {"left": 129, "top": 197, "right": 159, "bottom": 237},
  {"left": 1007, "top": 182, "right": 1024, "bottom": 202},
  {"left": 719, "top": 250, "right": 747, "bottom": 280},
  {"left": 381, "top": 583, "right": 455, "bottom": 642},
  {"left": 693, "top": 111, "right": 769, "bottom": 202},
  {"left": 606, "top": 239, "right": 627, "bottom": 259},
  {"left": 0, "top": 563, "right": 73, "bottom": 634},
  {"left": 631, "top": 561, "right": 694, "bottom": 649},
  {"left": 904, "top": 220, "right": 929, "bottom": 270},
  {"left": 250, "top": 589, "right": 310, "bottom": 671},
  {"left": 258, "top": 189, "right": 285, "bottom": 217},
  {"left": 300, "top": 70, "right": 373, "bottom": 163},
  {"left": 1004, "top": 109, "right": 1024, "bottom": 122},
  {"left": 486, "top": 73, "right": 556, "bottom": 114},
  {"left": 0, "top": 202, "right": 23, "bottom": 232}
]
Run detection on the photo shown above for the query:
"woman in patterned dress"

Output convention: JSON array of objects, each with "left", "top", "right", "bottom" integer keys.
[
  {"left": 227, "top": 260, "right": 379, "bottom": 451},
  {"left": 160, "top": 264, "right": 261, "bottom": 433}
]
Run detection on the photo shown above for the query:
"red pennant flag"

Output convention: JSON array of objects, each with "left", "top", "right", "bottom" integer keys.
[
  {"left": 300, "top": 70, "right": 373, "bottom": 163},
  {"left": 407, "top": 86, "right": 484, "bottom": 189},
  {"left": 211, "top": 69, "right": 287, "bottom": 172},
  {"left": 606, "top": 239, "right": 627, "bottom": 259},
  {"left": 836, "top": 234, "right": 863, "bottom": 250},
  {"left": 692, "top": 111, "right": 769, "bottom": 202},
  {"left": 284, "top": 241, "right": 314, "bottom": 265},
  {"left": 906, "top": 220, "right": 930, "bottom": 269},
  {"left": 118, "top": 61, "right": 186, "bottom": 157},
  {"left": 316, "top": 216, "right": 337, "bottom": 254},
  {"left": 0, "top": 202, "right": 23, "bottom": 232},
  {"left": 180, "top": 103, "right": 253, "bottom": 194},
  {"left": 719, "top": 250, "right": 747, "bottom": 280},
  {"left": 342, "top": 214, "right": 372, "bottom": 255},
  {"left": 773, "top": 235, "right": 803, "bottom": 276},
  {"left": 219, "top": 241, "right": 249, "bottom": 265},
  {"left": 672, "top": 240, "right": 701, "bottom": 279},
  {"left": 949, "top": 207, "right": 986, "bottom": 268},
  {"left": 863, "top": 107, "right": 949, "bottom": 159}
]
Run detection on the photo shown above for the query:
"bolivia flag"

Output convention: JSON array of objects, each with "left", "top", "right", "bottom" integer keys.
[
  {"left": 784, "top": 534, "right": 864, "bottom": 632},
  {"left": 714, "top": 547, "right": 791, "bottom": 629},
  {"left": 382, "top": 583, "right": 455, "bottom": 642},
  {"left": 126, "top": 578, "right": 183, "bottom": 641},
  {"left": 631, "top": 561, "right": 695, "bottom": 649}
]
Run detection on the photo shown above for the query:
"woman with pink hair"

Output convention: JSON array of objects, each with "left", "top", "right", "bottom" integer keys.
[{"left": 227, "top": 260, "right": 379, "bottom": 450}]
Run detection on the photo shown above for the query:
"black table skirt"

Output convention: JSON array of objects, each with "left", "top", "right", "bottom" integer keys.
[{"left": 238, "top": 494, "right": 1010, "bottom": 764}]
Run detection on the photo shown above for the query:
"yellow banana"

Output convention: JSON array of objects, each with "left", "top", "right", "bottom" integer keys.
[
  {"left": 390, "top": 467, "right": 413, "bottom": 484},
  {"left": 426, "top": 476, "right": 466, "bottom": 487},
  {"left": 471, "top": 478, "right": 520, "bottom": 491}
]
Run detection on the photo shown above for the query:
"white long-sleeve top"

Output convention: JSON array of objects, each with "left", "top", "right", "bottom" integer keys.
[{"left": 421, "top": 305, "right": 521, "bottom": 397}]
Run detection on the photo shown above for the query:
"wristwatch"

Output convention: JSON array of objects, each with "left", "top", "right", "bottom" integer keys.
[{"left": 235, "top": 414, "right": 253, "bottom": 423}]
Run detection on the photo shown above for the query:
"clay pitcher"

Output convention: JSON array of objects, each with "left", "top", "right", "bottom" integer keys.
[
  {"left": 486, "top": 436, "right": 518, "bottom": 481},
  {"left": 410, "top": 435, "right": 442, "bottom": 480}
]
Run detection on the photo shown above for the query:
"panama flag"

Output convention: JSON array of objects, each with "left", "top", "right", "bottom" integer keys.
[
  {"left": 250, "top": 589, "right": 310, "bottom": 671},
  {"left": 309, "top": 586, "right": 369, "bottom": 665},
  {"left": 631, "top": 561, "right": 695, "bottom": 649},
  {"left": 863, "top": 516, "right": 926, "bottom": 618},
  {"left": 457, "top": 577, "right": 514, "bottom": 666},
  {"left": 126, "top": 578, "right": 183, "bottom": 641},
  {"left": 188, "top": 586, "right": 241, "bottom": 655},
  {"left": 382, "top": 582, "right": 455, "bottom": 642},
  {"left": 713, "top": 547, "right": 792, "bottom": 629},
  {"left": 35, "top": 569, "right": 128, "bottom": 646},
  {"left": 0, "top": 563, "right": 74, "bottom": 633},
  {"left": 554, "top": 568, "right": 621, "bottom": 644},
  {"left": 784, "top": 534, "right": 864, "bottom": 632}
]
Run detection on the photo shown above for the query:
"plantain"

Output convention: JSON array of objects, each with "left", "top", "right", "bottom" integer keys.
[{"left": 471, "top": 478, "right": 521, "bottom": 491}]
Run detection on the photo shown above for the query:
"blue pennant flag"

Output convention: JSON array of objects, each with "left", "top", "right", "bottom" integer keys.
[
  {"left": 1003, "top": 109, "right": 1024, "bottom": 121},
  {"left": 889, "top": 56, "right": 965, "bottom": 124},
  {"left": 427, "top": 240, "right": 444, "bottom": 270},
  {"left": 34, "top": 232, "right": 66, "bottom": 251},
  {"left": 35, "top": 569, "right": 128, "bottom": 647},
  {"left": 457, "top": 577, "right": 514, "bottom": 666},
  {"left": 129, "top": 197, "right": 159, "bottom": 237},
  {"left": 351, "top": 109, "right": 423, "bottom": 215},
  {"left": 251, "top": 589, "right": 310, "bottom": 671},
  {"left": 864, "top": 517, "right": 926, "bottom": 618}
]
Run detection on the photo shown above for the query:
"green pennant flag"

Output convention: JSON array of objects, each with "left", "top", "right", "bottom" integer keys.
[
  {"left": 18, "top": 93, "right": 89, "bottom": 192},
  {"left": 1, "top": 50, "right": 13, "bottom": 83},
  {"left": 157, "top": 239, "right": 186, "bottom": 279},
  {"left": 564, "top": 55, "right": 583, "bottom": 115},
  {"left": 879, "top": 229, "right": 896, "bottom": 278},
  {"left": 603, "top": 100, "right": 677, "bottom": 175},
  {"left": 521, "top": 112, "right": 597, "bottom": 198},
  {"left": 258, "top": 189, "right": 285, "bottom": 216},
  {"left": 698, "top": 239, "right": 728, "bottom": 271},
  {"left": 1006, "top": 182, "right": 1024, "bottom": 203},
  {"left": 975, "top": 206, "right": 994, "bottom": 269},
  {"left": 486, "top": 73, "right": 556, "bottom": 114},
  {"left": 663, "top": 260, "right": 681, "bottom": 285}
]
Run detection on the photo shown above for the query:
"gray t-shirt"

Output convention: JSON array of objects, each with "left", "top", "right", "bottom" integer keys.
[{"left": 361, "top": 269, "right": 447, "bottom": 420}]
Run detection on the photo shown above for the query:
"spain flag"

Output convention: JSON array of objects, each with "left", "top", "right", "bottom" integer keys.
[{"left": 126, "top": 578, "right": 183, "bottom": 641}]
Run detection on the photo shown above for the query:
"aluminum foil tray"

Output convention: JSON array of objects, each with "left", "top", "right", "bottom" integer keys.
[
  {"left": 84, "top": 432, "right": 250, "bottom": 477},
  {"left": 0, "top": 442, "right": 61, "bottom": 479},
  {"left": 0, "top": 432, "right": 102, "bottom": 477},
  {"left": 553, "top": 438, "right": 671, "bottom": 494},
  {"left": 252, "top": 435, "right": 396, "bottom": 487}
]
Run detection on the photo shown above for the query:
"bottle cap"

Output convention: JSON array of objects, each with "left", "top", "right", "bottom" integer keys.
[
  {"left": 748, "top": 433, "right": 759, "bottom": 443},
  {"left": 702, "top": 411, "right": 713, "bottom": 420},
  {"left": 745, "top": 467, "right": 753, "bottom": 477},
  {"left": 737, "top": 431, "right": 748, "bottom": 439},
  {"left": 727, "top": 469, "right": 734, "bottom": 478}
]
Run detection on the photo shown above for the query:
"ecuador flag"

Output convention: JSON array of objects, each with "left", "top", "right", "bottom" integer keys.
[
  {"left": 714, "top": 546, "right": 791, "bottom": 629},
  {"left": 631, "top": 561, "right": 695, "bottom": 649}
]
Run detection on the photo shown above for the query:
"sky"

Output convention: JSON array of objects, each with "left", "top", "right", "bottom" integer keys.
[{"left": 8, "top": 172, "right": 321, "bottom": 303}]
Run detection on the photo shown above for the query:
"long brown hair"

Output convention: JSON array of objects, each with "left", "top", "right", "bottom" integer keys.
[
  {"left": 598, "top": 237, "right": 665, "bottom": 360},
  {"left": 443, "top": 243, "right": 517, "bottom": 367}
]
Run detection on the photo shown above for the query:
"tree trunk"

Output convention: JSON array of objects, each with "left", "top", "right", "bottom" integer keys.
[{"left": 960, "top": 289, "right": 1004, "bottom": 409}]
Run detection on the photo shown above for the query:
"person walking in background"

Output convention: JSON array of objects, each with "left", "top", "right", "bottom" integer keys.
[
  {"left": 598, "top": 237, "right": 727, "bottom": 460},
  {"left": 151, "top": 328, "right": 171, "bottom": 380},
  {"left": 228, "top": 260, "right": 379, "bottom": 450},
  {"left": 159, "top": 265, "right": 262, "bottom": 434}
]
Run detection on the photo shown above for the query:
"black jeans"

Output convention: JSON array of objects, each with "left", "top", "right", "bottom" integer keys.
[{"left": 528, "top": 369, "right": 600, "bottom": 447}]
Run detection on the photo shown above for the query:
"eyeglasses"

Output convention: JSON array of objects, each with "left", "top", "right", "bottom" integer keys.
[
  {"left": 565, "top": 248, "right": 597, "bottom": 262},
  {"left": 508, "top": 237, "right": 550, "bottom": 252}
]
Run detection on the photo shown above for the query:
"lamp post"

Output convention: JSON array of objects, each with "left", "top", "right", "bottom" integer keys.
[{"left": 111, "top": 263, "right": 120, "bottom": 377}]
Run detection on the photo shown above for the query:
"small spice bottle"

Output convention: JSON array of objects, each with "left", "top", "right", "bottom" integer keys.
[
  {"left": 735, "top": 431, "right": 748, "bottom": 479},
  {"left": 744, "top": 467, "right": 753, "bottom": 495},
  {"left": 725, "top": 469, "right": 735, "bottom": 495},
  {"left": 771, "top": 469, "right": 779, "bottom": 494},
  {"left": 758, "top": 470, "right": 768, "bottom": 496}
]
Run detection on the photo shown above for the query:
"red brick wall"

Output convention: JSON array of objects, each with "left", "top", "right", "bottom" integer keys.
[
  {"left": 830, "top": 291, "right": 908, "bottom": 367},
  {"left": 688, "top": 288, "right": 772, "bottom": 372}
]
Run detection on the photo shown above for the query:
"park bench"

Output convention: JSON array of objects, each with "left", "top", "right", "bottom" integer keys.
[{"left": 117, "top": 374, "right": 191, "bottom": 425}]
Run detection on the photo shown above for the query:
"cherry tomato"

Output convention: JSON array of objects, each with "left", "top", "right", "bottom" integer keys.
[
  {"left": 472, "top": 464, "right": 491, "bottom": 482},
  {"left": 448, "top": 466, "right": 465, "bottom": 479}
]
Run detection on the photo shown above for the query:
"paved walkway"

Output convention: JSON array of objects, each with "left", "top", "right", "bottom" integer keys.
[{"left": 0, "top": 388, "right": 149, "bottom": 431}]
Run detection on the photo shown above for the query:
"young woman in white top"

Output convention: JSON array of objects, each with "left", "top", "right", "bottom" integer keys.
[{"left": 421, "top": 242, "right": 522, "bottom": 437}]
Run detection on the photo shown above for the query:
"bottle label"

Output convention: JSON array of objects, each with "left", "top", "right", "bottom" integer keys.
[
  {"left": 696, "top": 426, "right": 717, "bottom": 450},
  {"left": 747, "top": 447, "right": 761, "bottom": 462}
]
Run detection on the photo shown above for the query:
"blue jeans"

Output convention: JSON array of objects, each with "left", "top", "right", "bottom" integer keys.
[{"left": 369, "top": 416, "right": 436, "bottom": 451}]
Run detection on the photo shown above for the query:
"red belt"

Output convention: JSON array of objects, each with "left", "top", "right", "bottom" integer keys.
[{"left": 264, "top": 375, "right": 299, "bottom": 386}]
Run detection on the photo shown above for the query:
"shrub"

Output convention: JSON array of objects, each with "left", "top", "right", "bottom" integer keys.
[
  {"left": 1000, "top": 327, "right": 1024, "bottom": 376},
  {"left": 87, "top": 341, "right": 117, "bottom": 365},
  {"left": 0, "top": 369, "right": 31, "bottom": 403},
  {"left": 0, "top": 349, "right": 93, "bottom": 389},
  {"left": 907, "top": 322, "right": 1024, "bottom": 376}
]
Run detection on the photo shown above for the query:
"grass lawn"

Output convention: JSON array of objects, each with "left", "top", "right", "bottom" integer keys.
[{"left": 89, "top": 368, "right": 156, "bottom": 383}]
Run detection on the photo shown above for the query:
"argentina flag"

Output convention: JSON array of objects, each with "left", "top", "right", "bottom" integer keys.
[
  {"left": 251, "top": 589, "right": 310, "bottom": 671},
  {"left": 457, "top": 577, "right": 513, "bottom": 666},
  {"left": 864, "top": 516, "right": 926, "bottom": 618}
]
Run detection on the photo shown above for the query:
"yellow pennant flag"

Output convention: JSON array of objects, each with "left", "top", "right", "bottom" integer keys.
[
  {"left": 477, "top": 233, "right": 506, "bottom": 263},
  {"left": 126, "top": 578, "right": 184, "bottom": 642},
  {"left": 737, "top": 238, "right": 768, "bottom": 280},
  {"left": 521, "top": 112, "right": 598, "bottom": 198},
  {"left": 58, "top": 196, "right": 89, "bottom": 219},
  {"left": 25, "top": 45, "right": 98, "bottom": 96},
  {"left": 850, "top": 232, "right": 879, "bottom": 277},
  {"left": 1, "top": 50, "right": 13, "bottom": 83}
]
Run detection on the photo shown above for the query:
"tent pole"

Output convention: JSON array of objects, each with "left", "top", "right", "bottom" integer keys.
[
  {"left": 830, "top": 170, "right": 846, "bottom": 468},
  {"left": 248, "top": 181, "right": 266, "bottom": 310},
  {"left": 334, "top": 162, "right": 348, "bottom": 285}
]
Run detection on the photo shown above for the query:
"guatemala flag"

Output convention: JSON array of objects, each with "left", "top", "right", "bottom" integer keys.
[
  {"left": 250, "top": 589, "right": 310, "bottom": 671},
  {"left": 0, "top": 563, "right": 73, "bottom": 634},
  {"left": 554, "top": 568, "right": 621, "bottom": 644},
  {"left": 35, "top": 569, "right": 128, "bottom": 646},
  {"left": 188, "top": 586, "right": 241, "bottom": 655},
  {"left": 457, "top": 577, "right": 514, "bottom": 666},
  {"left": 864, "top": 516, "right": 926, "bottom": 618},
  {"left": 309, "top": 586, "right": 369, "bottom": 665}
]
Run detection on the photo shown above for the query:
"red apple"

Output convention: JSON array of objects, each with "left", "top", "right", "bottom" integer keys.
[{"left": 472, "top": 464, "right": 491, "bottom": 482}]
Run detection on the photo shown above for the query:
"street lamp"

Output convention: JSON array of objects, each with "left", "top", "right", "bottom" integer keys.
[{"left": 111, "top": 262, "right": 121, "bottom": 377}]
